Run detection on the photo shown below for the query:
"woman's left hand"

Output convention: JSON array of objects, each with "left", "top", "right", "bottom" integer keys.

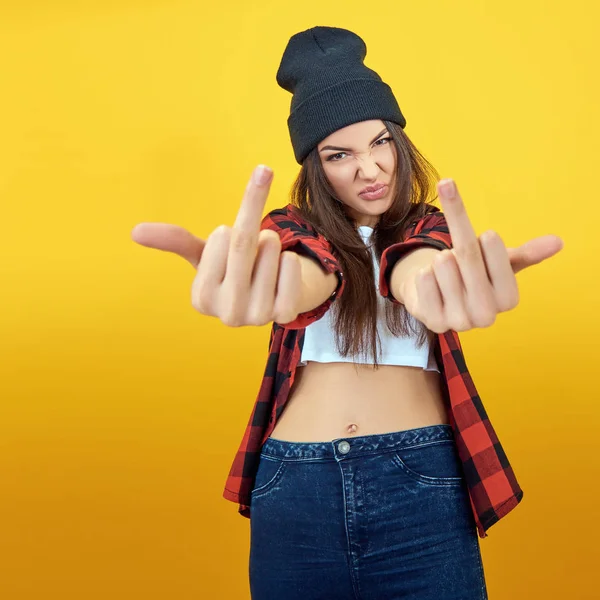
[{"left": 401, "top": 179, "right": 564, "bottom": 334}]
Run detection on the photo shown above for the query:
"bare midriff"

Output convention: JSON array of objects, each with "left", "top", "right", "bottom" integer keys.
[{"left": 269, "top": 361, "right": 450, "bottom": 442}]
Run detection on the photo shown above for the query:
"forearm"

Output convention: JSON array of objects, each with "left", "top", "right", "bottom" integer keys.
[
  {"left": 296, "top": 254, "right": 339, "bottom": 314},
  {"left": 389, "top": 247, "right": 441, "bottom": 304},
  {"left": 295, "top": 248, "right": 441, "bottom": 312}
]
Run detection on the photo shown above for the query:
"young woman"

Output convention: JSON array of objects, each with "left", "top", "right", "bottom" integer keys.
[{"left": 132, "top": 26, "right": 563, "bottom": 600}]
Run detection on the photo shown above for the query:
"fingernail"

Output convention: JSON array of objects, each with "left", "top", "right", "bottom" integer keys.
[
  {"left": 253, "top": 165, "right": 272, "bottom": 185},
  {"left": 439, "top": 179, "right": 455, "bottom": 200}
]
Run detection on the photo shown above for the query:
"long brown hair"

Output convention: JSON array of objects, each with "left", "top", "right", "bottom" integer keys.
[{"left": 289, "top": 120, "right": 441, "bottom": 370}]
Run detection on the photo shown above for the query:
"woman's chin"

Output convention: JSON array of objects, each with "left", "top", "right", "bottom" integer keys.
[{"left": 359, "top": 196, "right": 392, "bottom": 213}]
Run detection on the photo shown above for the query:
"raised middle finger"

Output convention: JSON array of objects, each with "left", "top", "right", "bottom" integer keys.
[
  {"left": 226, "top": 165, "right": 274, "bottom": 287},
  {"left": 438, "top": 179, "right": 495, "bottom": 306}
]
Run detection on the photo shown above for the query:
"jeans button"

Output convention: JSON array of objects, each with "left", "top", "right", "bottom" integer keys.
[{"left": 338, "top": 441, "right": 350, "bottom": 454}]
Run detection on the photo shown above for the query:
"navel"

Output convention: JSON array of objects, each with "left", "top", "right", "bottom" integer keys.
[{"left": 346, "top": 423, "right": 358, "bottom": 434}]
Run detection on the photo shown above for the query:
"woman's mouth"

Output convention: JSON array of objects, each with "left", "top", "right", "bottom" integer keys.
[{"left": 359, "top": 185, "right": 388, "bottom": 200}]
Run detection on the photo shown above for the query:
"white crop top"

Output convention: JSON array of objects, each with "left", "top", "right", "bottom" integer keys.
[{"left": 298, "top": 225, "right": 439, "bottom": 372}]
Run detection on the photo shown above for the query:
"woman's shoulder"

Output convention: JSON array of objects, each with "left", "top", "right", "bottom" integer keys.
[
  {"left": 262, "top": 203, "right": 317, "bottom": 232},
  {"left": 277, "top": 203, "right": 306, "bottom": 221},
  {"left": 406, "top": 203, "right": 443, "bottom": 230}
]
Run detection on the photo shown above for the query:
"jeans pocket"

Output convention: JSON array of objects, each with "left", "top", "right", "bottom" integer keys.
[
  {"left": 250, "top": 455, "right": 287, "bottom": 499},
  {"left": 391, "top": 439, "right": 464, "bottom": 486}
]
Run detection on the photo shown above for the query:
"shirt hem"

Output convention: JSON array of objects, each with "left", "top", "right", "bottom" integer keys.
[
  {"left": 297, "top": 354, "right": 439, "bottom": 371},
  {"left": 478, "top": 489, "right": 525, "bottom": 539}
]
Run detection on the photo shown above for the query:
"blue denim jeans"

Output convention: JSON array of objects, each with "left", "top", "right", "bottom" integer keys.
[{"left": 249, "top": 424, "right": 488, "bottom": 600}]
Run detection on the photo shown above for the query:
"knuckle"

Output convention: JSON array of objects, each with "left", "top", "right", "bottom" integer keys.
[
  {"left": 191, "top": 287, "right": 212, "bottom": 315},
  {"left": 274, "top": 310, "right": 299, "bottom": 326},
  {"left": 258, "top": 234, "right": 282, "bottom": 257},
  {"left": 449, "top": 316, "right": 472, "bottom": 331},
  {"left": 220, "top": 313, "right": 243, "bottom": 327},
  {"left": 427, "top": 319, "right": 446, "bottom": 334},
  {"left": 439, "top": 248, "right": 453, "bottom": 259},
  {"left": 432, "top": 252, "right": 448, "bottom": 269},
  {"left": 218, "top": 297, "right": 244, "bottom": 327},
  {"left": 409, "top": 307, "right": 424, "bottom": 323},
  {"left": 480, "top": 229, "right": 500, "bottom": 245},
  {"left": 455, "top": 243, "right": 480, "bottom": 261},
  {"left": 473, "top": 312, "right": 496, "bottom": 328},
  {"left": 432, "top": 318, "right": 449, "bottom": 334},
  {"left": 191, "top": 295, "right": 203, "bottom": 313},
  {"left": 211, "top": 224, "right": 231, "bottom": 239},
  {"left": 259, "top": 229, "right": 281, "bottom": 245},
  {"left": 246, "top": 309, "right": 271, "bottom": 327},
  {"left": 230, "top": 228, "right": 255, "bottom": 252},
  {"left": 193, "top": 299, "right": 214, "bottom": 316},
  {"left": 418, "top": 312, "right": 442, "bottom": 333},
  {"left": 428, "top": 322, "right": 445, "bottom": 334},
  {"left": 470, "top": 296, "right": 498, "bottom": 327},
  {"left": 499, "top": 290, "right": 520, "bottom": 311}
]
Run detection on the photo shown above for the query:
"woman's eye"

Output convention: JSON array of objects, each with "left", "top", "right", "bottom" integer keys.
[{"left": 326, "top": 137, "right": 391, "bottom": 162}]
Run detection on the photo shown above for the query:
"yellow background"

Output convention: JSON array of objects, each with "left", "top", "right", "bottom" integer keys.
[{"left": 0, "top": 1, "right": 597, "bottom": 598}]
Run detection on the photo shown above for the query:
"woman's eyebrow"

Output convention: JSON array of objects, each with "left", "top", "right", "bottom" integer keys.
[{"left": 319, "top": 128, "right": 389, "bottom": 153}]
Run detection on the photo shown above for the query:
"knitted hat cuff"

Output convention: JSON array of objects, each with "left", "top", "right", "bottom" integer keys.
[{"left": 288, "top": 78, "right": 406, "bottom": 164}]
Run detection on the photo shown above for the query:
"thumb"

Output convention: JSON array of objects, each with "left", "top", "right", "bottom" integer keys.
[
  {"left": 507, "top": 234, "right": 564, "bottom": 274},
  {"left": 131, "top": 223, "right": 206, "bottom": 269}
]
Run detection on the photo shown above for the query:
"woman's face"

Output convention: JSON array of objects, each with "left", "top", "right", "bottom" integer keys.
[{"left": 318, "top": 119, "right": 397, "bottom": 228}]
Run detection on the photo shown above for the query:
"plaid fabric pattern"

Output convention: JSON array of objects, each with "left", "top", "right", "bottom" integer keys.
[{"left": 223, "top": 203, "right": 524, "bottom": 539}]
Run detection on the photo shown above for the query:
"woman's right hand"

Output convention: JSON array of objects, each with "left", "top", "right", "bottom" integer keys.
[{"left": 130, "top": 165, "right": 304, "bottom": 327}]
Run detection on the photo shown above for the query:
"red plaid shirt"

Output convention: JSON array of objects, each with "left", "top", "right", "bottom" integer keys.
[{"left": 222, "top": 203, "right": 524, "bottom": 539}]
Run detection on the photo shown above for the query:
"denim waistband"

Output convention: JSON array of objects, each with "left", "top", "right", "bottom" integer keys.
[{"left": 262, "top": 424, "right": 455, "bottom": 460}]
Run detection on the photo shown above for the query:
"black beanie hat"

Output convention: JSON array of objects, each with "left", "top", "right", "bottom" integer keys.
[{"left": 276, "top": 26, "right": 407, "bottom": 165}]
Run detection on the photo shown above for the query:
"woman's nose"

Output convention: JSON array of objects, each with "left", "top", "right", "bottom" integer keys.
[{"left": 356, "top": 154, "right": 380, "bottom": 178}]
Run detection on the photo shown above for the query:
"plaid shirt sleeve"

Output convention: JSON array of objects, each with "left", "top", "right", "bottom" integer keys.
[
  {"left": 374, "top": 205, "right": 524, "bottom": 538},
  {"left": 379, "top": 206, "right": 451, "bottom": 303},
  {"left": 260, "top": 205, "right": 346, "bottom": 329}
]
